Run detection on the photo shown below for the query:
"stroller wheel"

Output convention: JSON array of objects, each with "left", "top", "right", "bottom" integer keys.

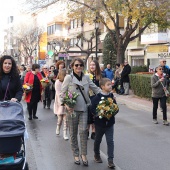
[{"left": 24, "top": 162, "right": 29, "bottom": 170}]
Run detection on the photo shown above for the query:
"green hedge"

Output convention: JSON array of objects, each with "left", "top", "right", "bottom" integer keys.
[
  {"left": 129, "top": 74, "right": 152, "bottom": 99},
  {"left": 131, "top": 65, "right": 148, "bottom": 74},
  {"left": 129, "top": 74, "right": 170, "bottom": 103}
]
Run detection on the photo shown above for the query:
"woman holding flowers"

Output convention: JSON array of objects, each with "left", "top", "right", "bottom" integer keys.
[
  {"left": 87, "top": 60, "right": 101, "bottom": 140},
  {"left": 41, "top": 64, "right": 52, "bottom": 109},
  {"left": 24, "top": 64, "right": 42, "bottom": 120},
  {"left": 0, "top": 55, "right": 23, "bottom": 102},
  {"left": 60, "top": 58, "right": 101, "bottom": 166},
  {"left": 54, "top": 69, "right": 69, "bottom": 140}
]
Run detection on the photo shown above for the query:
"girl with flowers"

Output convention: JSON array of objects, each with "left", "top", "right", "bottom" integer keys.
[
  {"left": 54, "top": 69, "right": 69, "bottom": 140},
  {"left": 87, "top": 60, "right": 101, "bottom": 140},
  {"left": 91, "top": 78, "right": 119, "bottom": 169}
]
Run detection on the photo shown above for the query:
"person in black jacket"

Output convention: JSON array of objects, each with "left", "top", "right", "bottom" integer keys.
[
  {"left": 91, "top": 78, "right": 119, "bottom": 169},
  {"left": 0, "top": 55, "right": 23, "bottom": 102},
  {"left": 121, "top": 60, "right": 131, "bottom": 95}
]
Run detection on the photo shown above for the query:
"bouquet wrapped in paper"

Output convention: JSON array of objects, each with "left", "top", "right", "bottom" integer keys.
[
  {"left": 22, "top": 84, "right": 33, "bottom": 93},
  {"left": 40, "top": 78, "right": 50, "bottom": 88},
  {"left": 63, "top": 91, "right": 79, "bottom": 117},
  {"left": 96, "top": 97, "right": 119, "bottom": 120}
]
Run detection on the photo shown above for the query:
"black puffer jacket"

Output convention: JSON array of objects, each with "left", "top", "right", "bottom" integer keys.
[{"left": 0, "top": 73, "right": 23, "bottom": 101}]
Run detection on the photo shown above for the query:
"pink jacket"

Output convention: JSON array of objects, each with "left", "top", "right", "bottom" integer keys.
[{"left": 53, "top": 79, "right": 66, "bottom": 115}]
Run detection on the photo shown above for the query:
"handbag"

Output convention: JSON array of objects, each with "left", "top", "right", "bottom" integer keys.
[{"left": 76, "top": 85, "right": 94, "bottom": 124}]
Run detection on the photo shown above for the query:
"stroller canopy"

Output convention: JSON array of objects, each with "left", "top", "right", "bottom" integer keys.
[{"left": 0, "top": 101, "right": 25, "bottom": 138}]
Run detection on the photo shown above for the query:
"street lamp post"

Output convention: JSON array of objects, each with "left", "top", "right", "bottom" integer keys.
[{"left": 95, "top": 17, "right": 100, "bottom": 61}]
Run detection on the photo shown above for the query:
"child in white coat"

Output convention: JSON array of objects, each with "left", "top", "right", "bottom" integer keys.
[{"left": 54, "top": 69, "right": 68, "bottom": 140}]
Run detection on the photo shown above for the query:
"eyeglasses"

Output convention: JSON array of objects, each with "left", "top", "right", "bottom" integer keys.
[
  {"left": 158, "top": 69, "right": 163, "bottom": 70},
  {"left": 43, "top": 68, "right": 47, "bottom": 69},
  {"left": 163, "top": 61, "right": 166, "bottom": 63},
  {"left": 74, "top": 64, "right": 84, "bottom": 67}
]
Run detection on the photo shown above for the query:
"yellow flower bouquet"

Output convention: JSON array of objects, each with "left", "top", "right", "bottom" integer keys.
[
  {"left": 22, "top": 84, "right": 33, "bottom": 93},
  {"left": 40, "top": 78, "right": 50, "bottom": 88},
  {"left": 96, "top": 97, "right": 119, "bottom": 120}
]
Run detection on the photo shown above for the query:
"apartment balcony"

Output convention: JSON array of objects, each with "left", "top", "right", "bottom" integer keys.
[
  {"left": 141, "top": 32, "right": 168, "bottom": 44},
  {"left": 68, "top": 27, "right": 82, "bottom": 37}
]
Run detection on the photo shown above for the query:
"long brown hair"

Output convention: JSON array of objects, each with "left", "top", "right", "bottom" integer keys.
[
  {"left": 89, "top": 60, "right": 101, "bottom": 80},
  {"left": 57, "top": 69, "right": 66, "bottom": 82}
]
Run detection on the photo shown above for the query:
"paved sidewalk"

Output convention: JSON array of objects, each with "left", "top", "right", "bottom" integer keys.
[{"left": 114, "top": 90, "right": 170, "bottom": 115}]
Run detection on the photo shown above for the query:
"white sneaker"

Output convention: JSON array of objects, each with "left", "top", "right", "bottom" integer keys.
[
  {"left": 152, "top": 119, "right": 158, "bottom": 124},
  {"left": 63, "top": 130, "right": 69, "bottom": 140},
  {"left": 56, "top": 126, "right": 60, "bottom": 135},
  {"left": 163, "top": 120, "right": 169, "bottom": 126}
]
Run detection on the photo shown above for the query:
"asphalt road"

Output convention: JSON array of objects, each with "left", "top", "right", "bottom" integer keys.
[{"left": 23, "top": 99, "right": 170, "bottom": 170}]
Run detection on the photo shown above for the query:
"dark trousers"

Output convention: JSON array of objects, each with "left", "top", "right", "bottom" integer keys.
[
  {"left": 152, "top": 96, "right": 167, "bottom": 120},
  {"left": 94, "top": 125, "right": 114, "bottom": 161},
  {"left": 43, "top": 99, "right": 51, "bottom": 108},
  {"left": 27, "top": 102, "right": 38, "bottom": 118}
]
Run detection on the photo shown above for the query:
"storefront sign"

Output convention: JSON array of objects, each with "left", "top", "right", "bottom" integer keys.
[
  {"left": 147, "top": 52, "right": 170, "bottom": 59},
  {"left": 58, "top": 53, "right": 69, "bottom": 57},
  {"left": 147, "top": 45, "right": 168, "bottom": 53}
]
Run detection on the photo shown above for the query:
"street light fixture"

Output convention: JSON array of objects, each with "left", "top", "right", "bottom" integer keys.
[{"left": 94, "top": 17, "right": 100, "bottom": 61}]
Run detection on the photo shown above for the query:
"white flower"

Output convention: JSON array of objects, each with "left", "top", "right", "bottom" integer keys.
[
  {"left": 99, "top": 116, "right": 102, "bottom": 119},
  {"left": 99, "top": 101, "right": 103, "bottom": 104},
  {"left": 101, "top": 97, "right": 104, "bottom": 100},
  {"left": 100, "top": 110, "right": 104, "bottom": 113}
]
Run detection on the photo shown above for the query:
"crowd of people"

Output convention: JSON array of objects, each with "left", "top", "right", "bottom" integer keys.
[{"left": 0, "top": 54, "right": 169, "bottom": 169}]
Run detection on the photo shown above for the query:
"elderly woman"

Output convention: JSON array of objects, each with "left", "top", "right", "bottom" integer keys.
[
  {"left": 0, "top": 55, "right": 23, "bottom": 102},
  {"left": 151, "top": 66, "right": 169, "bottom": 125},
  {"left": 60, "top": 58, "right": 101, "bottom": 166}
]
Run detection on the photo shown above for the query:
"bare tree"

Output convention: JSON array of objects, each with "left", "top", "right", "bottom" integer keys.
[{"left": 13, "top": 16, "right": 44, "bottom": 65}]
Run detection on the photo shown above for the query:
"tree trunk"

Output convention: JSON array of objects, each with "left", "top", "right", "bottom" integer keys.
[{"left": 117, "top": 46, "right": 126, "bottom": 64}]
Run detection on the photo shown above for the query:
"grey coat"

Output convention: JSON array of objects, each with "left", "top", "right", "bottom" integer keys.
[
  {"left": 151, "top": 73, "right": 167, "bottom": 98},
  {"left": 60, "top": 72, "right": 101, "bottom": 112}
]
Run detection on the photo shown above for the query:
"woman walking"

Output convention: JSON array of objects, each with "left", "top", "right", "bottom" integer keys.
[
  {"left": 54, "top": 69, "right": 68, "bottom": 140},
  {"left": 151, "top": 66, "right": 169, "bottom": 125},
  {"left": 0, "top": 55, "right": 23, "bottom": 102},
  {"left": 87, "top": 60, "right": 101, "bottom": 140},
  {"left": 60, "top": 58, "right": 101, "bottom": 166},
  {"left": 24, "top": 64, "right": 43, "bottom": 120}
]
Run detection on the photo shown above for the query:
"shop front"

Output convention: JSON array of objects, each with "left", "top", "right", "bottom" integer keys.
[
  {"left": 127, "top": 49, "right": 145, "bottom": 66},
  {"left": 146, "top": 44, "right": 170, "bottom": 71}
]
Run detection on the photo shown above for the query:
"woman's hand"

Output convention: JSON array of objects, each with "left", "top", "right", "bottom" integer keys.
[
  {"left": 11, "top": 98, "right": 18, "bottom": 102},
  {"left": 159, "top": 77, "right": 164, "bottom": 82},
  {"left": 65, "top": 105, "right": 74, "bottom": 113}
]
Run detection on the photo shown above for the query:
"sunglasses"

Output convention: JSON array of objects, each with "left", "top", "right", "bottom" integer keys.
[
  {"left": 74, "top": 64, "right": 84, "bottom": 67},
  {"left": 163, "top": 61, "right": 166, "bottom": 63},
  {"left": 158, "top": 68, "right": 163, "bottom": 70}
]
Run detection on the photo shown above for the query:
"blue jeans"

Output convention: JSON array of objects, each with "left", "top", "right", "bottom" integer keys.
[{"left": 94, "top": 125, "right": 114, "bottom": 161}]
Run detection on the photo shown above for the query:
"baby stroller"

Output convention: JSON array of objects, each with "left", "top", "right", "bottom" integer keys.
[
  {"left": 112, "top": 78, "right": 124, "bottom": 94},
  {"left": 0, "top": 101, "right": 28, "bottom": 170}
]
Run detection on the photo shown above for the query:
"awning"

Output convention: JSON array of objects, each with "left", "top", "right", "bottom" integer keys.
[{"left": 89, "top": 53, "right": 103, "bottom": 58}]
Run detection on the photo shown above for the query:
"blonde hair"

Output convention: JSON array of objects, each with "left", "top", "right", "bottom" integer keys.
[{"left": 57, "top": 69, "right": 66, "bottom": 82}]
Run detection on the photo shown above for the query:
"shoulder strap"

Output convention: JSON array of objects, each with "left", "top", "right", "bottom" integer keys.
[
  {"left": 4, "top": 77, "right": 11, "bottom": 101},
  {"left": 77, "top": 85, "right": 87, "bottom": 104}
]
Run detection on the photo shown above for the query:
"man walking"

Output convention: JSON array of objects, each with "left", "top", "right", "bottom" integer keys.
[{"left": 121, "top": 60, "right": 131, "bottom": 95}]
